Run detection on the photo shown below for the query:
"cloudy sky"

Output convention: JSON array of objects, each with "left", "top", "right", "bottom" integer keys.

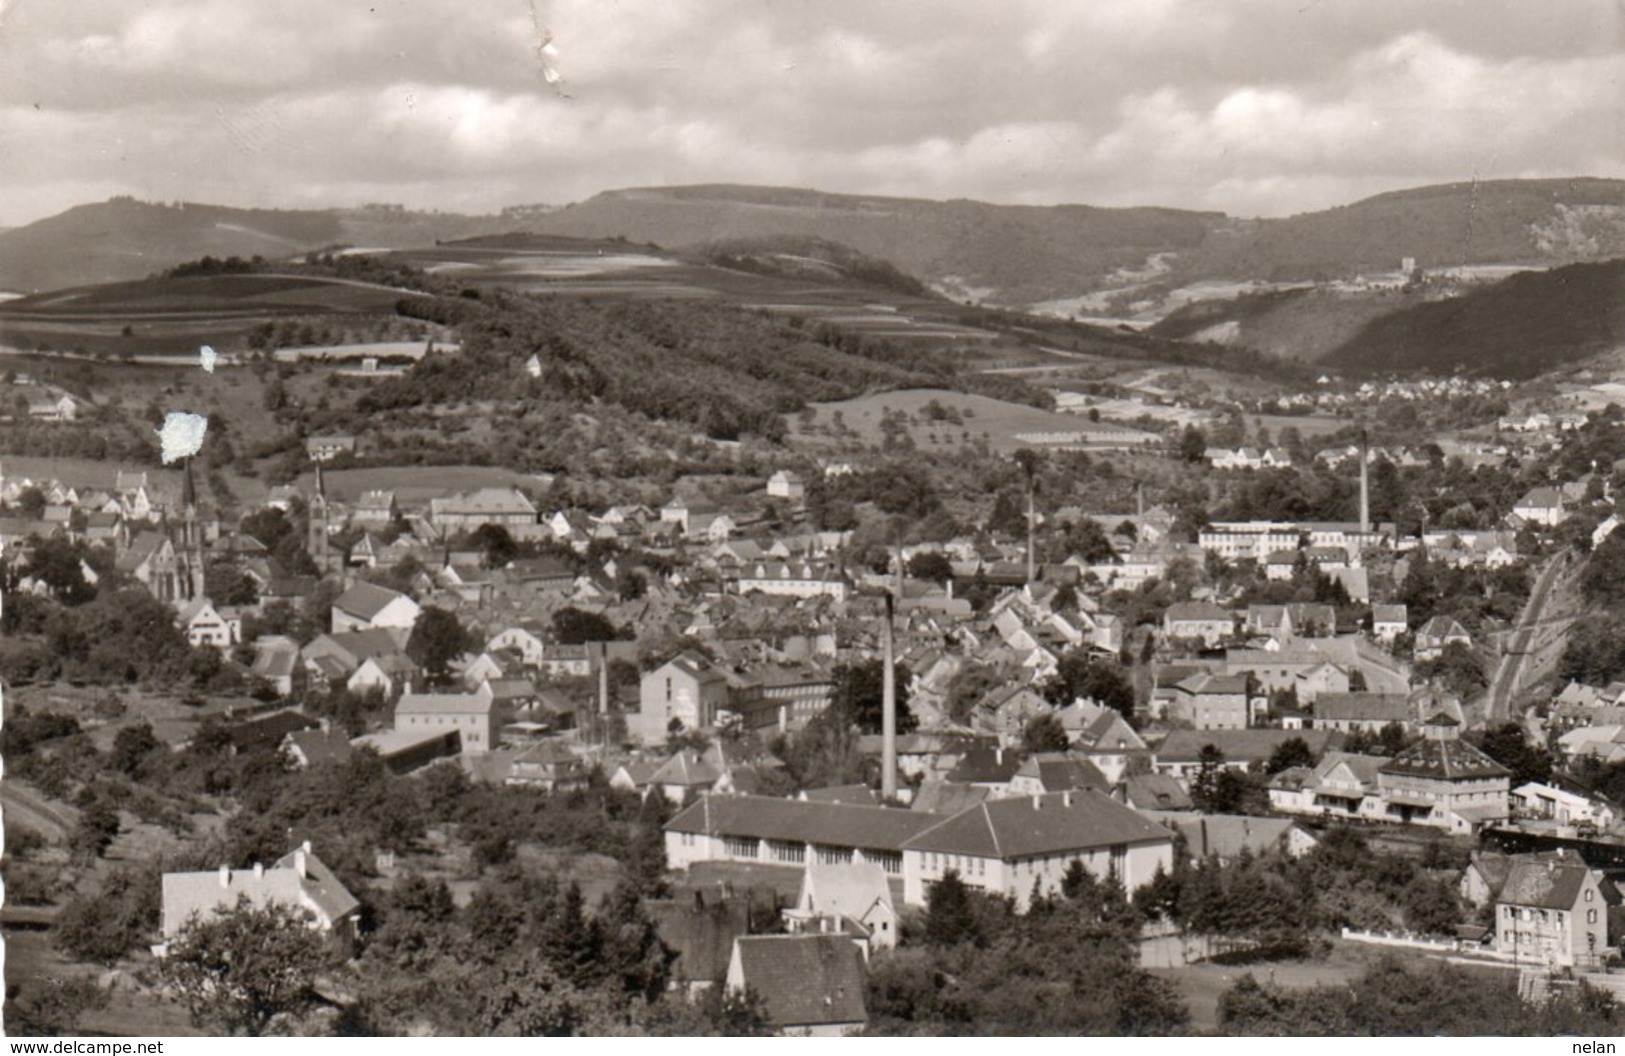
[{"left": 1, "top": 0, "right": 1621, "bottom": 226}]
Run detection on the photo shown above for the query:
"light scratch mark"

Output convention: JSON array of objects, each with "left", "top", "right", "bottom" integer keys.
[
  {"left": 526, "top": 0, "right": 572, "bottom": 98},
  {"left": 157, "top": 412, "right": 208, "bottom": 464}
]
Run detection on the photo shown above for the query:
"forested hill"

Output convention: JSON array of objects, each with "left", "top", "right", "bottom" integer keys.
[
  {"left": 1320, "top": 258, "right": 1625, "bottom": 378},
  {"left": 366, "top": 290, "right": 1048, "bottom": 440}
]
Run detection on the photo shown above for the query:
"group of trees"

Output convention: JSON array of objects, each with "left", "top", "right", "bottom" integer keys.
[
  {"left": 1218, "top": 955, "right": 1620, "bottom": 1036},
  {"left": 1137, "top": 828, "right": 1468, "bottom": 944},
  {"left": 866, "top": 867, "right": 1188, "bottom": 1035}
]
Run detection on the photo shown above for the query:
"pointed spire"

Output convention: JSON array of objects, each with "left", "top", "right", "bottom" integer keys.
[{"left": 181, "top": 456, "right": 197, "bottom": 510}]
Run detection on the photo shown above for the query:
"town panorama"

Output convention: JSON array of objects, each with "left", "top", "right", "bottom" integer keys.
[{"left": 5, "top": 1, "right": 1625, "bottom": 1043}]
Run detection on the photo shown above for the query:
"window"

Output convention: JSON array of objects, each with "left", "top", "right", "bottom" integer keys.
[
  {"left": 1586, "top": 887, "right": 1595, "bottom": 902},
  {"left": 1589, "top": 909, "right": 1599, "bottom": 925}
]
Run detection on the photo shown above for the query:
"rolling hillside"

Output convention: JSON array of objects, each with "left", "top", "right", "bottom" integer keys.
[
  {"left": 531, "top": 184, "right": 1223, "bottom": 306},
  {"left": 527, "top": 179, "right": 1625, "bottom": 310},
  {"left": 1320, "top": 259, "right": 1625, "bottom": 378},
  {"left": 0, "top": 198, "right": 510, "bottom": 294}
]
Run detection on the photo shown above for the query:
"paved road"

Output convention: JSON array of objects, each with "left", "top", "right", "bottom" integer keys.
[{"left": 1487, "top": 554, "right": 1570, "bottom": 723}]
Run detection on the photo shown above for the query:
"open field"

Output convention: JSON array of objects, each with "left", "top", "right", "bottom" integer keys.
[
  {"left": 792, "top": 387, "right": 1163, "bottom": 455},
  {"left": 3, "top": 929, "right": 205, "bottom": 1037},
  {"left": 1149, "top": 938, "right": 1473, "bottom": 1033},
  {"left": 0, "top": 273, "right": 416, "bottom": 358},
  {"left": 287, "top": 464, "right": 546, "bottom": 504}
]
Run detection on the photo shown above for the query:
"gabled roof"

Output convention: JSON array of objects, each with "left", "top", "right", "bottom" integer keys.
[
  {"left": 804, "top": 861, "right": 894, "bottom": 920},
  {"left": 1156, "top": 728, "right": 1337, "bottom": 765},
  {"left": 651, "top": 750, "right": 722, "bottom": 788},
  {"left": 1499, "top": 857, "right": 1597, "bottom": 910},
  {"left": 1014, "top": 753, "right": 1111, "bottom": 794},
  {"left": 909, "top": 780, "right": 994, "bottom": 815},
  {"left": 1314, "top": 693, "right": 1411, "bottom": 723},
  {"left": 396, "top": 683, "right": 494, "bottom": 717},
  {"left": 902, "top": 790, "right": 1173, "bottom": 859},
  {"left": 731, "top": 935, "right": 868, "bottom": 1028},
  {"left": 1146, "top": 811, "right": 1311, "bottom": 860},
  {"left": 161, "top": 845, "right": 357, "bottom": 936},
  {"left": 666, "top": 794, "right": 938, "bottom": 852},
  {"left": 333, "top": 581, "right": 413, "bottom": 620},
  {"left": 1121, "top": 773, "right": 1194, "bottom": 811}
]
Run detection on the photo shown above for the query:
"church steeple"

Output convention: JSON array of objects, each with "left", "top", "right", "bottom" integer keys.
[
  {"left": 308, "top": 459, "right": 331, "bottom": 572},
  {"left": 175, "top": 457, "right": 203, "bottom": 603}
]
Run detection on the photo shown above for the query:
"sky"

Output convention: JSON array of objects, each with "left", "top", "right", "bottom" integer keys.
[{"left": 1, "top": 0, "right": 1622, "bottom": 226}]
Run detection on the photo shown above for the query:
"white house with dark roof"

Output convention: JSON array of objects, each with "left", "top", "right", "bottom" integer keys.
[
  {"left": 156, "top": 842, "right": 358, "bottom": 956},
  {"left": 727, "top": 934, "right": 868, "bottom": 1036},
  {"left": 899, "top": 790, "right": 1175, "bottom": 910},
  {"left": 331, "top": 581, "right": 421, "bottom": 634},
  {"left": 783, "top": 860, "right": 898, "bottom": 950},
  {"left": 394, "top": 681, "right": 497, "bottom": 755},
  {"left": 1496, "top": 853, "right": 1615, "bottom": 969},
  {"left": 1375, "top": 714, "right": 1511, "bottom": 832}
]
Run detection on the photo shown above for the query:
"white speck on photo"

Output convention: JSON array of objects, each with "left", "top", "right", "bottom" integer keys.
[
  {"left": 157, "top": 412, "right": 208, "bottom": 464},
  {"left": 200, "top": 345, "right": 218, "bottom": 373}
]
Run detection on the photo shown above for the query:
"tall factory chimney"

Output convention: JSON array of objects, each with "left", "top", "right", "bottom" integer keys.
[
  {"left": 1025, "top": 484, "right": 1037, "bottom": 586},
  {"left": 1358, "top": 426, "right": 1371, "bottom": 535},
  {"left": 881, "top": 591, "right": 897, "bottom": 802}
]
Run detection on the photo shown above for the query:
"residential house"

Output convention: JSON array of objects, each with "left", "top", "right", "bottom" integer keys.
[
  {"left": 1372, "top": 604, "right": 1408, "bottom": 643},
  {"left": 766, "top": 470, "right": 807, "bottom": 501},
  {"left": 429, "top": 487, "right": 542, "bottom": 539},
  {"left": 1415, "top": 615, "right": 1472, "bottom": 662},
  {"left": 1495, "top": 853, "right": 1614, "bottom": 969},
  {"left": 505, "top": 740, "right": 588, "bottom": 792},
  {"left": 1007, "top": 753, "right": 1111, "bottom": 797},
  {"left": 394, "top": 681, "right": 498, "bottom": 756},
  {"left": 1162, "top": 602, "right": 1234, "bottom": 647},
  {"left": 1512, "top": 487, "right": 1569, "bottom": 527},
  {"left": 1145, "top": 812, "right": 1318, "bottom": 863},
  {"left": 157, "top": 843, "right": 359, "bottom": 954},
  {"left": 782, "top": 861, "right": 898, "bottom": 951},
  {"left": 178, "top": 597, "right": 240, "bottom": 649},
  {"left": 352, "top": 490, "right": 398, "bottom": 526},
  {"left": 1153, "top": 728, "right": 1337, "bottom": 780},
  {"left": 1312, "top": 692, "right": 1413, "bottom": 734},
  {"left": 1513, "top": 782, "right": 1617, "bottom": 829},
  {"left": 735, "top": 561, "right": 849, "bottom": 601},
  {"left": 1267, "top": 751, "right": 1389, "bottom": 821},
  {"left": 284, "top": 726, "right": 353, "bottom": 769},
  {"left": 1072, "top": 711, "right": 1148, "bottom": 785},
  {"left": 726, "top": 935, "right": 869, "bottom": 1036},
  {"left": 1246, "top": 603, "right": 1337, "bottom": 640},
  {"left": 330, "top": 582, "right": 421, "bottom": 634}
]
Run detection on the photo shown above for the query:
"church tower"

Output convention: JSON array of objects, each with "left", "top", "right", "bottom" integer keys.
[
  {"left": 309, "top": 460, "right": 332, "bottom": 572},
  {"left": 175, "top": 457, "right": 204, "bottom": 604}
]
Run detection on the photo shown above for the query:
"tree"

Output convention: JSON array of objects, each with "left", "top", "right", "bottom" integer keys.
[
  {"left": 1189, "top": 745, "right": 1226, "bottom": 813},
  {"left": 552, "top": 606, "right": 630, "bottom": 645},
  {"left": 1044, "top": 651, "right": 1134, "bottom": 716},
  {"left": 161, "top": 898, "right": 331, "bottom": 1036},
  {"left": 70, "top": 799, "right": 121, "bottom": 860},
  {"left": 924, "top": 869, "right": 978, "bottom": 947},
  {"left": 19, "top": 536, "right": 95, "bottom": 605},
  {"left": 831, "top": 659, "right": 916, "bottom": 735},
  {"left": 906, "top": 551, "right": 955, "bottom": 585},
  {"left": 1265, "top": 736, "right": 1316, "bottom": 775},
  {"left": 111, "top": 721, "right": 161, "bottom": 776},
  {"left": 1021, "top": 711, "right": 1071, "bottom": 753},
  {"left": 1473, "top": 722, "right": 1553, "bottom": 787},
  {"left": 406, "top": 606, "right": 471, "bottom": 687},
  {"left": 1414, "top": 642, "right": 1487, "bottom": 699},
  {"left": 1178, "top": 425, "right": 1208, "bottom": 463},
  {"left": 470, "top": 523, "right": 520, "bottom": 569}
]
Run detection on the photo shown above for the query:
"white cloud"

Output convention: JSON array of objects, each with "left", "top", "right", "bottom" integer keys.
[{"left": 0, "top": 0, "right": 1621, "bottom": 224}]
